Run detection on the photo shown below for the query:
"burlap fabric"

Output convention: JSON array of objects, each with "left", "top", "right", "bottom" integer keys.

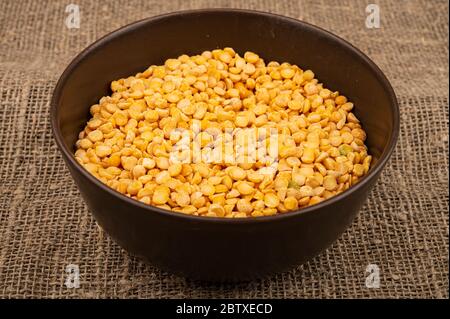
[{"left": 0, "top": 0, "right": 448, "bottom": 299}]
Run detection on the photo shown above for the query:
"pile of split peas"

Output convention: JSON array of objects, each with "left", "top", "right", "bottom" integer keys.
[{"left": 75, "top": 48, "right": 371, "bottom": 218}]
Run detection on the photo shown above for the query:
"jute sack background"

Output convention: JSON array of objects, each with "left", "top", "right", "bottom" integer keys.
[{"left": 0, "top": 0, "right": 448, "bottom": 298}]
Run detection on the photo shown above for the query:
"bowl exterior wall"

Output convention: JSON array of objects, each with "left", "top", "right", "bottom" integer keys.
[{"left": 64, "top": 154, "right": 379, "bottom": 280}]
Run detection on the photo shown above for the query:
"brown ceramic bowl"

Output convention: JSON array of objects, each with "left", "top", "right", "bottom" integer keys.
[{"left": 51, "top": 9, "right": 399, "bottom": 281}]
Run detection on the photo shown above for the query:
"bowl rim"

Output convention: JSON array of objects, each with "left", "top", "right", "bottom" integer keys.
[{"left": 51, "top": 8, "right": 400, "bottom": 224}]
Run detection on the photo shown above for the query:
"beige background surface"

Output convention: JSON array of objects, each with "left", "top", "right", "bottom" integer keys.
[{"left": 0, "top": 0, "right": 448, "bottom": 298}]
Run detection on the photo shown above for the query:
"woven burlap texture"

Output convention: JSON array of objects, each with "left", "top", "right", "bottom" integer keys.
[{"left": 0, "top": 0, "right": 448, "bottom": 298}]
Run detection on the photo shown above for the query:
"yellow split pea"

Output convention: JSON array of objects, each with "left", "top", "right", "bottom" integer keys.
[{"left": 75, "top": 48, "right": 372, "bottom": 218}]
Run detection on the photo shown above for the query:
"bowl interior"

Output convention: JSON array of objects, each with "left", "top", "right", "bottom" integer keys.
[{"left": 54, "top": 10, "right": 397, "bottom": 172}]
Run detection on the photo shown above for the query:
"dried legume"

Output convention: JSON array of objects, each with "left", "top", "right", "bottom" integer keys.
[{"left": 75, "top": 48, "right": 372, "bottom": 218}]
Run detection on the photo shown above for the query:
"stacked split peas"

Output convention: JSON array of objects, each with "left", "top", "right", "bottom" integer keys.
[{"left": 74, "top": 48, "right": 372, "bottom": 218}]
